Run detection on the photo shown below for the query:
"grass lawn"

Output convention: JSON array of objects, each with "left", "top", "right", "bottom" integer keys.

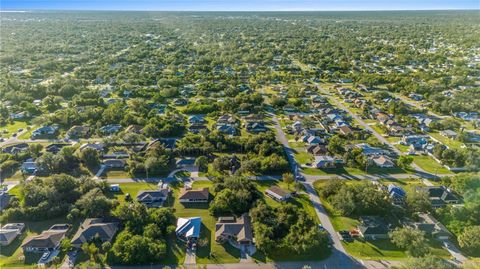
[
  {"left": 0, "top": 217, "right": 75, "bottom": 268},
  {"left": 294, "top": 151, "right": 313, "bottom": 165},
  {"left": 413, "top": 155, "right": 451, "bottom": 174},
  {"left": 370, "top": 124, "right": 387, "bottom": 136},
  {"left": 313, "top": 180, "right": 451, "bottom": 260},
  {"left": 288, "top": 141, "right": 305, "bottom": 148},
  {"left": 429, "top": 132, "right": 464, "bottom": 149},
  {"left": 110, "top": 182, "right": 159, "bottom": 204},
  {"left": 302, "top": 166, "right": 407, "bottom": 176},
  {"left": 104, "top": 170, "right": 131, "bottom": 179},
  {"left": 170, "top": 180, "right": 240, "bottom": 264},
  {"left": 0, "top": 121, "right": 29, "bottom": 138}
]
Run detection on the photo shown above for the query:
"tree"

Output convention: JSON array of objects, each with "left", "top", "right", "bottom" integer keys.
[
  {"left": 111, "top": 230, "right": 167, "bottom": 264},
  {"left": 81, "top": 242, "right": 99, "bottom": 262},
  {"left": 330, "top": 187, "right": 356, "bottom": 215},
  {"left": 194, "top": 156, "right": 209, "bottom": 172},
  {"left": 28, "top": 144, "right": 43, "bottom": 158},
  {"left": 397, "top": 155, "right": 414, "bottom": 170},
  {"left": 394, "top": 255, "right": 455, "bottom": 269},
  {"left": 458, "top": 225, "right": 480, "bottom": 256},
  {"left": 406, "top": 189, "right": 431, "bottom": 214},
  {"left": 389, "top": 227, "right": 429, "bottom": 257},
  {"left": 75, "top": 188, "right": 117, "bottom": 217},
  {"left": 79, "top": 148, "right": 100, "bottom": 169},
  {"left": 282, "top": 173, "right": 294, "bottom": 190}
]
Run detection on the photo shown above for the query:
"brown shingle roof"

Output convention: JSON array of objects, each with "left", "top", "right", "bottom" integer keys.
[{"left": 179, "top": 188, "right": 209, "bottom": 201}]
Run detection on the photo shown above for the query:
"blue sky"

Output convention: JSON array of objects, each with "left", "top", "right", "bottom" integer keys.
[{"left": 2, "top": 0, "right": 479, "bottom": 11}]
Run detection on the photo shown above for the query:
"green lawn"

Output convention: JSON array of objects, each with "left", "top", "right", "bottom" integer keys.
[
  {"left": 313, "top": 180, "right": 451, "bottom": 260},
  {"left": 0, "top": 217, "right": 75, "bottom": 268},
  {"left": 0, "top": 121, "right": 29, "bottom": 138},
  {"left": 429, "top": 132, "right": 464, "bottom": 149},
  {"left": 302, "top": 166, "right": 407, "bottom": 176},
  {"left": 110, "top": 182, "right": 159, "bottom": 204},
  {"left": 413, "top": 155, "right": 451, "bottom": 174},
  {"left": 104, "top": 170, "right": 131, "bottom": 179},
  {"left": 294, "top": 151, "right": 313, "bottom": 164},
  {"left": 171, "top": 180, "right": 240, "bottom": 264}
]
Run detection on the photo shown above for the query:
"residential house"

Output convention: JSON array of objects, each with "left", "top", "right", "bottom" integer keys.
[
  {"left": 103, "top": 159, "right": 126, "bottom": 169},
  {"left": 440, "top": 130, "right": 458, "bottom": 139},
  {"left": 302, "top": 135, "right": 322, "bottom": 145},
  {"left": 136, "top": 189, "right": 170, "bottom": 207},
  {"left": 99, "top": 124, "right": 122, "bottom": 135},
  {"left": 215, "top": 214, "right": 254, "bottom": 246},
  {"left": 2, "top": 143, "right": 29, "bottom": 154},
  {"left": 291, "top": 121, "right": 302, "bottom": 132},
  {"left": 176, "top": 217, "right": 201, "bottom": 242},
  {"left": 173, "top": 98, "right": 188, "bottom": 106},
  {"left": 0, "top": 223, "right": 25, "bottom": 246},
  {"left": 188, "top": 115, "right": 205, "bottom": 124},
  {"left": 45, "top": 143, "right": 69, "bottom": 154},
  {"left": 125, "top": 125, "right": 144, "bottom": 134},
  {"left": 417, "top": 186, "right": 461, "bottom": 208},
  {"left": 31, "top": 125, "right": 58, "bottom": 139},
  {"left": 369, "top": 155, "right": 395, "bottom": 168},
  {"left": 355, "top": 143, "right": 389, "bottom": 156},
  {"left": 217, "top": 124, "right": 237, "bottom": 135},
  {"left": 0, "top": 191, "right": 11, "bottom": 211},
  {"left": 66, "top": 125, "right": 91, "bottom": 139},
  {"left": 265, "top": 186, "right": 291, "bottom": 202},
  {"left": 79, "top": 142, "right": 105, "bottom": 152},
  {"left": 306, "top": 144, "right": 328, "bottom": 156},
  {"left": 339, "top": 125, "right": 353, "bottom": 136},
  {"left": 218, "top": 114, "right": 236, "bottom": 124},
  {"left": 22, "top": 224, "right": 70, "bottom": 253},
  {"left": 387, "top": 184, "right": 406, "bottom": 205},
  {"left": 178, "top": 187, "right": 209, "bottom": 203},
  {"left": 176, "top": 158, "right": 196, "bottom": 168},
  {"left": 312, "top": 155, "right": 337, "bottom": 168},
  {"left": 71, "top": 218, "right": 119, "bottom": 247},
  {"left": 357, "top": 216, "right": 390, "bottom": 240},
  {"left": 245, "top": 122, "right": 268, "bottom": 133},
  {"left": 189, "top": 123, "right": 208, "bottom": 134},
  {"left": 21, "top": 159, "right": 37, "bottom": 174},
  {"left": 409, "top": 214, "right": 452, "bottom": 240}
]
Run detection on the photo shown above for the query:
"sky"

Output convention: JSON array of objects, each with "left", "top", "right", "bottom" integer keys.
[{"left": 1, "top": 0, "right": 479, "bottom": 11}]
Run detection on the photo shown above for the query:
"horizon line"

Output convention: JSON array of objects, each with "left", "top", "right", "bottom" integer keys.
[{"left": 1, "top": 8, "right": 479, "bottom": 12}]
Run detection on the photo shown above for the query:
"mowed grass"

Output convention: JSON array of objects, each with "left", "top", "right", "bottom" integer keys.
[
  {"left": 413, "top": 155, "right": 451, "bottom": 174},
  {"left": 170, "top": 180, "right": 240, "bottom": 264},
  {"left": 313, "top": 180, "right": 451, "bottom": 260},
  {"left": 0, "top": 217, "right": 76, "bottom": 268},
  {"left": 0, "top": 121, "right": 29, "bottom": 138},
  {"left": 429, "top": 132, "right": 464, "bottom": 149}
]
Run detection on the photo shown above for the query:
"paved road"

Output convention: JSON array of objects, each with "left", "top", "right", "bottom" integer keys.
[{"left": 316, "top": 86, "right": 439, "bottom": 182}]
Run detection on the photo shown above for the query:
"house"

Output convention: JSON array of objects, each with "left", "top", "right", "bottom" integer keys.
[
  {"left": 369, "top": 155, "right": 395, "bottom": 168},
  {"left": 409, "top": 93, "right": 423, "bottom": 101},
  {"left": 355, "top": 143, "right": 389, "bottom": 156},
  {"left": 22, "top": 224, "right": 70, "bottom": 253},
  {"left": 265, "top": 186, "right": 291, "bottom": 202},
  {"left": 410, "top": 214, "right": 453, "bottom": 240},
  {"left": 10, "top": 111, "right": 29, "bottom": 120},
  {"left": 178, "top": 187, "right": 209, "bottom": 203},
  {"left": 291, "top": 121, "right": 302, "bottom": 132},
  {"left": 0, "top": 223, "right": 25, "bottom": 246},
  {"left": 31, "top": 125, "right": 58, "bottom": 139},
  {"left": 66, "top": 125, "right": 91, "bottom": 139},
  {"left": 79, "top": 142, "right": 105, "bottom": 152},
  {"left": 176, "top": 158, "right": 196, "bottom": 168},
  {"left": 21, "top": 159, "right": 37, "bottom": 174},
  {"left": 71, "top": 218, "right": 119, "bottom": 247},
  {"left": 215, "top": 214, "right": 254, "bottom": 246},
  {"left": 313, "top": 155, "right": 336, "bottom": 168},
  {"left": 440, "top": 130, "right": 458, "bottom": 139},
  {"left": 306, "top": 144, "right": 328, "bottom": 156},
  {"left": 103, "top": 159, "right": 126, "bottom": 169},
  {"left": 45, "top": 143, "right": 69, "bottom": 154},
  {"left": 339, "top": 125, "right": 353, "bottom": 136},
  {"left": 387, "top": 184, "right": 406, "bottom": 205},
  {"left": 302, "top": 135, "right": 322, "bottom": 145},
  {"left": 173, "top": 98, "right": 188, "bottom": 106},
  {"left": 99, "top": 124, "right": 122, "bottom": 134},
  {"left": 176, "top": 217, "right": 201, "bottom": 242},
  {"left": 218, "top": 114, "right": 236, "bottom": 124},
  {"left": 357, "top": 216, "right": 390, "bottom": 240},
  {"left": 417, "top": 186, "right": 461, "bottom": 208},
  {"left": 136, "top": 189, "right": 170, "bottom": 207},
  {"left": 103, "top": 151, "right": 129, "bottom": 159},
  {"left": 245, "top": 122, "right": 268, "bottom": 133},
  {"left": 125, "top": 125, "right": 144, "bottom": 134},
  {"left": 217, "top": 124, "right": 237, "bottom": 135},
  {"left": 188, "top": 115, "right": 205, "bottom": 124},
  {"left": 2, "top": 143, "right": 29, "bottom": 154},
  {"left": 0, "top": 191, "right": 11, "bottom": 211},
  {"left": 189, "top": 123, "right": 208, "bottom": 134}
]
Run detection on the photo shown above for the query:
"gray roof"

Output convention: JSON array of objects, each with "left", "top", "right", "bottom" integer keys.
[
  {"left": 71, "top": 218, "right": 118, "bottom": 246},
  {"left": 215, "top": 213, "right": 253, "bottom": 243}
]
